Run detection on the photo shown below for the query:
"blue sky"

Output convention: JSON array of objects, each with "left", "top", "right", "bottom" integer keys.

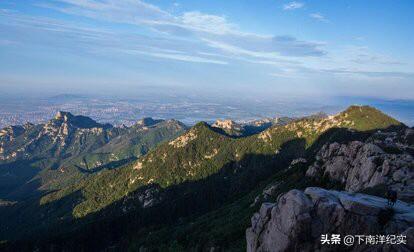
[{"left": 0, "top": 0, "right": 413, "bottom": 99}]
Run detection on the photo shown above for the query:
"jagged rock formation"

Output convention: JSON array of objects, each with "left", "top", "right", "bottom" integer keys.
[
  {"left": 0, "top": 112, "right": 186, "bottom": 167},
  {"left": 121, "top": 185, "right": 163, "bottom": 213},
  {"left": 212, "top": 119, "right": 242, "bottom": 131},
  {"left": 212, "top": 117, "right": 293, "bottom": 137},
  {"left": 0, "top": 111, "right": 113, "bottom": 162},
  {"left": 248, "top": 117, "right": 285, "bottom": 127},
  {"left": 54, "top": 111, "right": 111, "bottom": 129},
  {"left": 289, "top": 158, "right": 307, "bottom": 169},
  {"left": 306, "top": 127, "right": 414, "bottom": 203},
  {"left": 247, "top": 187, "right": 414, "bottom": 252},
  {"left": 244, "top": 117, "right": 293, "bottom": 135},
  {"left": 212, "top": 119, "right": 244, "bottom": 136},
  {"left": 135, "top": 117, "right": 163, "bottom": 127}
]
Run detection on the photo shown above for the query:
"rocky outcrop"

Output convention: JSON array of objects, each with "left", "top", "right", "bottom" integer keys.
[
  {"left": 288, "top": 158, "right": 307, "bottom": 169},
  {"left": 135, "top": 117, "right": 163, "bottom": 127},
  {"left": 306, "top": 128, "right": 414, "bottom": 203},
  {"left": 212, "top": 119, "right": 245, "bottom": 136},
  {"left": 52, "top": 111, "right": 112, "bottom": 130},
  {"left": 169, "top": 128, "right": 197, "bottom": 148},
  {"left": 247, "top": 187, "right": 414, "bottom": 252},
  {"left": 0, "top": 125, "right": 25, "bottom": 139},
  {"left": 212, "top": 120, "right": 242, "bottom": 131},
  {"left": 250, "top": 182, "right": 282, "bottom": 207}
]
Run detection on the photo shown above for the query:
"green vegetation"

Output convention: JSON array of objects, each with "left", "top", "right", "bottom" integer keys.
[
  {"left": 0, "top": 105, "right": 403, "bottom": 249},
  {"left": 129, "top": 164, "right": 315, "bottom": 251},
  {"left": 0, "top": 114, "right": 186, "bottom": 200},
  {"left": 128, "top": 160, "right": 346, "bottom": 251},
  {"left": 38, "top": 106, "right": 403, "bottom": 219}
]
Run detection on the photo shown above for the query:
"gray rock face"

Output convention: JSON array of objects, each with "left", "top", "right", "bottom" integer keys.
[
  {"left": 250, "top": 182, "right": 282, "bottom": 207},
  {"left": 306, "top": 129, "right": 414, "bottom": 203},
  {"left": 246, "top": 187, "right": 414, "bottom": 252},
  {"left": 288, "top": 158, "right": 307, "bottom": 169},
  {"left": 121, "top": 185, "right": 163, "bottom": 214},
  {"left": 138, "top": 186, "right": 162, "bottom": 208}
]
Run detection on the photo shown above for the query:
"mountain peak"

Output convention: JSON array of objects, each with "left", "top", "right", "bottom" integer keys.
[
  {"left": 52, "top": 111, "right": 110, "bottom": 129},
  {"left": 338, "top": 105, "right": 402, "bottom": 130},
  {"left": 135, "top": 117, "right": 163, "bottom": 127},
  {"left": 193, "top": 121, "right": 211, "bottom": 130},
  {"left": 340, "top": 105, "right": 394, "bottom": 117},
  {"left": 212, "top": 119, "right": 241, "bottom": 130},
  {"left": 343, "top": 105, "right": 376, "bottom": 114},
  {"left": 55, "top": 111, "right": 74, "bottom": 121}
]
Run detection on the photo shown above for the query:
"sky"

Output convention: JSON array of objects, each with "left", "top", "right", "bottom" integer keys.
[{"left": 0, "top": 0, "right": 413, "bottom": 100}]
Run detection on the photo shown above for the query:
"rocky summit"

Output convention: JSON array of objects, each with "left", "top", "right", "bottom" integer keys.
[
  {"left": 306, "top": 127, "right": 414, "bottom": 203},
  {"left": 247, "top": 187, "right": 414, "bottom": 252}
]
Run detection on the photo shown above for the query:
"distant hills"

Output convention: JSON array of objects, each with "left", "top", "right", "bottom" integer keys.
[
  {"left": 0, "top": 105, "right": 410, "bottom": 251},
  {"left": 0, "top": 111, "right": 187, "bottom": 200}
]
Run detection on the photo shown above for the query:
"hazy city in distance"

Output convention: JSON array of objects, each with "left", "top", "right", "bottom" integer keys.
[
  {"left": 0, "top": 91, "right": 414, "bottom": 128},
  {"left": 0, "top": 91, "right": 413, "bottom": 129}
]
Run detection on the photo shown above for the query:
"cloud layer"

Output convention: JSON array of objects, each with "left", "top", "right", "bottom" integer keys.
[{"left": 0, "top": 0, "right": 413, "bottom": 99}]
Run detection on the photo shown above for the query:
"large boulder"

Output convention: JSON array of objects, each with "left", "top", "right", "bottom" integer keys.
[
  {"left": 306, "top": 130, "right": 414, "bottom": 203},
  {"left": 246, "top": 187, "right": 414, "bottom": 252}
]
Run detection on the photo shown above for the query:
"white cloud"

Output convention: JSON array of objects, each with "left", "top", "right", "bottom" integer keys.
[
  {"left": 283, "top": 1, "right": 304, "bottom": 10},
  {"left": 6, "top": 0, "right": 410, "bottom": 85},
  {"left": 341, "top": 46, "right": 404, "bottom": 66},
  {"left": 36, "top": 0, "right": 327, "bottom": 61},
  {"left": 40, "top": 0, "right": 174, "bottom": 26},
  {"left": 202, "top": 35, "right": 325, "bottom": 59},
  {"left": 201, "top": 38, "right": 291, "bottom": 61},
  {"left": 269, "top": 65, "right": 414, "bottom": 81},
  {"left": 320, "top": 68, "right": 414, "bottom": 79},
  {"left": 121, "top": 49, "right": 228, "bottom": 65},
  {"left": 180, "top": 11, "right": 235, "bottom": 35},
  {"left": 1, "top": 10, "right": 232, "bottom": 65},
  {"left": 309, "top": 13, "right": 328, "bottom": 22}
]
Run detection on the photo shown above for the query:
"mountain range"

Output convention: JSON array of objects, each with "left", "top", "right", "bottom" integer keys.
[
  {"left": 0, "top": 105, "right": 412, "bottom": 252},
  {"left": 0, "top": 112, "right": 187, "bottom": 201}
]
